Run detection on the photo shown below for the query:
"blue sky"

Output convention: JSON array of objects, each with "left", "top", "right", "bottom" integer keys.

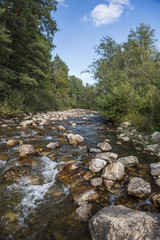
[{"left": 53, "top": 0, "right": 160, "bottom": 85}]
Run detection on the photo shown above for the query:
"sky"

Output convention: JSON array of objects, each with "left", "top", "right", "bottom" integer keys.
[{"left": 52, "top": 0, "right": 160, "bottom": 85}]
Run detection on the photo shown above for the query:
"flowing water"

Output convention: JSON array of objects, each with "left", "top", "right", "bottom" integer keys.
[{"left": 0, "top": 111, "right": 159, "bottom": 240}]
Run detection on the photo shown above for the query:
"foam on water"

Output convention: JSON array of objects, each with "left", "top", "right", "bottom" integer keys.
[{"left": 6, "top": 156, "right": 59, "bottom": 225}]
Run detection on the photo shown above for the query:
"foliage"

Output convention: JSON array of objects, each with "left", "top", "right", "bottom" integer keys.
[{"left": 90, "top": 23, "right": 160, "bottom": 131}]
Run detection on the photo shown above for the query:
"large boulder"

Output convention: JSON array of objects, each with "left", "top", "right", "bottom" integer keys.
[
  {"left": 89, "top": 158, "right": 107, "bottom": 173},
  {"left": 117, "top": 156, "right": 139, "bottom": 168},
  {"left": 17, "top": 144, "right": 35, "bottom": 156},
  {"left": 97, "top": 142, "right": 112, "bottom": 151},
  {"left": 101, "top": 163, "right": 125, "bottom": 181},
  {"left": 127, "top": 177, "right": 151, "bottom": 198},
  {"left": 89, "top": 205, "right": 160, "bottom": 240},
  {"left": 67, "top": 133, "right": 84, "bottom": 145}
]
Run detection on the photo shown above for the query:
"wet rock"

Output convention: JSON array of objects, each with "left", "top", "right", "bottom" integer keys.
[
  {"left": 46, "top": 142, "right": 60, "bottom": 150},
  {"left": 103, "top": 180, "right": 114, "bottom": 189},
  {"left": 101, "top": 163, "right": 125, "bottom": 181},
  {"left": 56, "top": 164, "right": 86, "bottom": 184},
  {"left": 95, "top": 152, "right": 118, "bottom": 163},
  {"left": 117, "top": 156, "right": 139, "bottom": 168},
  {"left": 127, "top": 177, "right": 151, "bottom": 198},
  {"left": 17, "top": 144, "right": 35, "bottom": 156},
  {"left": 90, "top": 177, "right": 103, "bottom": 187},
  {"left": 67, "top": 133, "right": 84, "bottom": 145},
  {"left": 83, "top": 172, "right": 94, "bottom": 180},
  {"left": 76, "top": 203, "right": 92, "bottom": 221},
  {"left": 152, "top": 132, "right": 160, "bottom": 143},
  {"left": 152, "top": 194, "right": 160, "bottom": 207},
  {"left": 3, "top": 166, "right": 26, "bottom": 182},
  {"left": 89, "top": 205, "right": 160, "bottom": 240},
  {"left": 97, "top": 142, "right": 112, "bottom": 151},
  {"left": 0, "top": 154, "right": 9, "bottom": 161},
  {"left": 71, "top": 123, "right": 76, "bottom": 128},
  {"left": 7, "top": 139, "right": 19, "bottom": 146},
  {"left": 150, "top": 162, "right": 160, "bottom": 177},
  {"left": 144, "top": 144, "right": 159, "bottom": 152},
  {"left": 89, "top": 148, "right": 102, "bottom": 153},
  {"left": 89, "top": 158, "right": 107, "bottom": 173},
  {"left": 58, "top": 125, "right": 65, "bottom": 131},
  {"left": 19, "top": 159, "right": 38, "bottom": 166},
  {"left": 70, "top": 184, "right": 99, "bottom": 205}
]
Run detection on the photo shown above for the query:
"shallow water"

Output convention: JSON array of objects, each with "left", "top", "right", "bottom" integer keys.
[{"left": 0, "top": 112, "right": 159, "bottom": 240}]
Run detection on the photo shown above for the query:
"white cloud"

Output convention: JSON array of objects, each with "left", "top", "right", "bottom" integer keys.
[
  {"left": 82, "top": 0, "right": 133, "bottom": 27},
  {"left": 57, "top": 0, "right": 68, "bottom": 7}
]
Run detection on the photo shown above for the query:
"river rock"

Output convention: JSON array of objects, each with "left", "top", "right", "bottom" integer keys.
[
  {"left": 150, "top": 162, "right": 160, "bottom": 177},
  {"left": 101, "top": 163, "right": 125, "bottom": 181},
  {"left": 89, "top": 158, "right": 107, "bottom": 173},
  {"left": 90, "top": 177, "right": 103, "bottom": 187},
  {"left": 89, "top": 148, "right": 102, "bottom": 153},
  {"left": 17, "top": 144, "right": 35, "bottom": 156},
  {"left": 97, "top": 142, "right": 112, "bottom": 151},
  {"left": 155, "top": 179, "right": 160, "bottom": 187},
  {"left": 95, "top": 152, "right": 118, "bottom": 163},
  {"left": 70, "top": 184, "right": 99, "bottom": 205},
  {"left": 117, "top": 156, "right": 139, "bottom": 167},
  {"left": 7, "top": 139, "right": 19, "bottom": 146},
  {"left": 58, "top": 125, "right": 65, "bottom": 131},
  {"left": 144, "top": 144, "right": 159, "bottom": 152},
  {"left": 152, "top": 131, "right": 160, "bottom": 143},
  {"left": 104, "top": 180, "right": 114, "bottom": 189},
  {"left": 127, "top": 177, "right": 151, "bottom": 198},
  {"left": 46, "top": 142, "right": 60, "bottom": 150},
  {"left": 121, "top": 121, "right": 132, "bottom": 128},
  {"left": 76, "top": 203, "right": 92, "bottom": 221},
  {"left": 152, "top": 194, "right": 160, "bottom": 207},
  {"left": 20, "top": 120, "right": 34, "bottom": 126},
  {"left": 67, "top": 133, "right": 84, "bottom": 145},
  {"left": 89, "top": 205, "right": 160, "bottom": 240}
]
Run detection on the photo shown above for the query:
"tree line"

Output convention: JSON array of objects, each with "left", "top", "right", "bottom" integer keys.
[
  {"left": 0, "top": 0, "right": 96, "bottom": 115},
  {"left": 90, "top": 23, "right": 160, "bottom": 131}
]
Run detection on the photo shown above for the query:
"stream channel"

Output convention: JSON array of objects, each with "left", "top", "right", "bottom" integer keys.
[{"left": 0, "top": 109, "right": 159, "bottom": 240}]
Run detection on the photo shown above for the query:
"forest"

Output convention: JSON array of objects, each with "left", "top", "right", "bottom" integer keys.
[{"left": 0, "top": 0, "right": 160, "bottom": 131}]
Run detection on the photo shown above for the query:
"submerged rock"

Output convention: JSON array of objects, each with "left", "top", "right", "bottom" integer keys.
[
  {"left": 103, "top": 180, "right": 114, "bottom": 189},
  {"left": 97, "top": 142, "right": 112, "bottom": 151},
  {"left": 127, "top": 177, "right": 151, "bottom": 198},
  {"left": 89, "top": 205, "right": 160, "bottom": 240},
  {"left": 70, "top": 184, "right": 99, "bottom": 205},
  {"left": 117, "top": 156, "right": 139, "bottom": 168},
  {"left": 89, "top": 158, "right": 107, "bottom": 173},
  {"left": 76, "top": 203, "right": 92, "bottom": 221},
  {"left": 101, "top": 163, "right": 125, "bottom": 181}
]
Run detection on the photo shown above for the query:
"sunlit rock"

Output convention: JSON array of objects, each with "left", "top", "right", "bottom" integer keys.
[
  {"left": 97, "top": 142, "right": 112, "bottom": 151},
  {"left": 17, "top": 144, "right": 35, "bottom": 156},
  {"left": 89, "top": 158, "right": 107, "bottom": 173},
  {"left": 67, "top": 133, "right": 84, "bottom": 145},
  {"left": 127, "top": 177, "right": 151, "bottom": 198},
  {"left": 76, "top": 203, "right": 92, "bottom": 222},
  {"left": 90, "top": 177, "right": 103, "bottom": 187},
  {"left": 46, "top": 142, "right": 60, "bottom": 150},
  {"left": 101, "top": 163, "right": 125, "bottom": 181},
  {"left": 89, "top": 205, "right": 160, "bottom": 240},
  {"left": 7, "top": 139, "right": 19, "bottom": 146}
]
